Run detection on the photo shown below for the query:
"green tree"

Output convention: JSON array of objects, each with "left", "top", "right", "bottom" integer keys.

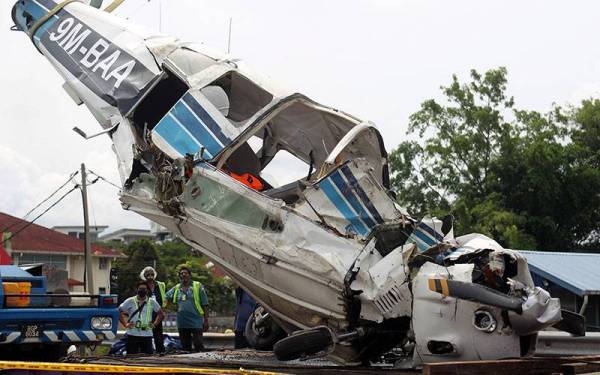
[
  {"left": 112, "top": 239, "right": 163, "bottom": 303},
  {"left": 111, "top": 239, "right": 235, "bottom": 315},
  {"left": 389, "top": 67, "right": 600, "bottom": 250}
]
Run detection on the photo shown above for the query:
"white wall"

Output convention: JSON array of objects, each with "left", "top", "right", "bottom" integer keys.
[{"left": 68, "top": 255, "right": 112, "bottom": 294}]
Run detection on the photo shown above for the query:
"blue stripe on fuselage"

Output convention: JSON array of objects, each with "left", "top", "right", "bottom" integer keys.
[
  {"left": 417, "top": 222, "right": 444, "bottom": 242},
  {"left": 36, "top": 0, "right": 57, "bottom": 9},
  {"left": 171, "top": 100, "right": 223, "bottom": 157},
  {"left": 182, "top": 93, "right": 231, "bottom": 145},
  {"left": 329, "top": 170, "right": 377, "bottom": 229},
  {"left": 154, "top": 115, "right": 203, "bottom": 157},
  {"left": 413, "top": 229, "right": 436, "bottom": 247},
  {"left": 24, "top": 0, "right": 47, "bottom": 19},
  {"left": 320, "top": 178, "right": 369, "bottom": 236},
  {"left": 340, "top": 165, "right": 384, "bottom": 224}
]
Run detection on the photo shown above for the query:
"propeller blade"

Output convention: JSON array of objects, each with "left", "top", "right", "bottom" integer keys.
[
  {"left": 552, "top": 309, "right": 585, "bottom": 336},
  {"left": 428, "top": 278, "right": 523, "bottom": 313}
]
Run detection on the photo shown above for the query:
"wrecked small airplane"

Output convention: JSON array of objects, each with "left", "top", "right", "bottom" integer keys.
[{"left": 12, "top": 0, "right": 584, "bottom": 366}]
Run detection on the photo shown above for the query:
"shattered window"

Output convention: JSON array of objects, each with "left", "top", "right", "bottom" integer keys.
[
  {"left": 247, "top": 136, "right": 263, "bottom": 153},
  {"left": 209, "top": 71, "right": 273, "bottom": 125},
  {"left": 261, "top": 150, "right": 309, "bottom": 188},
  {"left": 258, "top": 102, "right": 354, "bottom": 174},
  {"left": 132, "top": 70, "right": 188, "bottom": 132}
]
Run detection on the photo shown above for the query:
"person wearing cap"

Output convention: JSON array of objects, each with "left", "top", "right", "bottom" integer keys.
[
  {"left": 140, "top": 266, "right": 167, "bottom": 353},
  {"left": 118, "top": 280, "right": 164, "bottom": 355},
  {"left": 165, "top": 266, "right": 209, "bottom": 352}
]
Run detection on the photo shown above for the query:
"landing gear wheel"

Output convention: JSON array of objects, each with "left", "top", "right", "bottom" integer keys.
[
  {"left": 44, "top": 344, "right": 69, "bottom": 361},
  {"left": 273, "top": 328, "right": 333, "bottom": 361},
  {"left": 244, "top": 306, "right": 286, "bottom": 351}
]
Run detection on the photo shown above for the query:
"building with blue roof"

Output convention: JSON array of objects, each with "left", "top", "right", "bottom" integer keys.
[{"left": 518, "top": 250, "right": 600, "bottom": 331}]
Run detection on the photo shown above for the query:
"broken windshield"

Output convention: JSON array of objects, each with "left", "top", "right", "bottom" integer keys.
[{"left": 217, "top": 95, "right": 389, "bottom": 193}]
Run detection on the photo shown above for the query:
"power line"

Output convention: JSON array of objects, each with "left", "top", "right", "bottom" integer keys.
[
  {"left": 87, "top": 170, "right": 121, "bottom": 190},
  {"left": 4, "top": 186, "right": 79, "bottom": 242},
  {"left": 24, "top": 170, "right": 79, "bottom": 219},
  {"left": 1, "top": 171, "right": 79, "bottom": 233}
]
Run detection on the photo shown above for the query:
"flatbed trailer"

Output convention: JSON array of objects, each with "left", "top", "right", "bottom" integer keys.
[
  {"left": 61, "top": 349, "right": 600, "bottom": 375},
  {"left": 3, "top": 350, "right": 600, "bottom": 374}
]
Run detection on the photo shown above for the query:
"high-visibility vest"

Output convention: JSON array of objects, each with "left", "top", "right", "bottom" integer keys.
[
  {"left": 173, "top": 281, "right": 205, "bottom": 316},
  {"left": 156, "top": 281, "right": 166, "bottom": 307},
  {"left": 130, "top": 297, "right": 153, "bottom": 330}
]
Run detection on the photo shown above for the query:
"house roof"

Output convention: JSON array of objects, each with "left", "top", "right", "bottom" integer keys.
[
  {"left": 0, "top": 212, "right": 124, "bottom": 258},
  {"left": 99, "top": 228, "right": 153, "bottom": 240},
  {"left": 518, "top": 250, "right": 600, "bottom": 297},
  {"left": 52, "top": 225, "right": 108, "bottom": 232}
]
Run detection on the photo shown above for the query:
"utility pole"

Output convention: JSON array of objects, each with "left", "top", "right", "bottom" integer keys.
[{"left": 81, "top": 163, "right": 94, "bottom": 294}]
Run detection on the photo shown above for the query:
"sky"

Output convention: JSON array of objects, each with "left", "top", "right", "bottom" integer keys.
[{"left": 2, "top": 0, "right": 600, "bottom": 234}]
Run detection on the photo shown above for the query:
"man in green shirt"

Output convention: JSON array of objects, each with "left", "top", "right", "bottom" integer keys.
[{"left": 165, "top": 266, "right": 209, "bottom": 352}]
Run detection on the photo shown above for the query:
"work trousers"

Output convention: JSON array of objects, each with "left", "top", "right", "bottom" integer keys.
[
  {"left": 126, "top": 335, "right": 153, "bottom": 355},
  {"left": 234, "top": 330, "right": 249, "bottom": 349},
  {"left": 152, "top": 320, "right": 165, "bottom": 353},
  {"left": 178, "top": 328, "right": 204, "bottom": 352}
]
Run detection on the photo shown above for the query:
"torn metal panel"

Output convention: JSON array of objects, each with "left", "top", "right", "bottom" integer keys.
[
  {"left": 509, "top": 287, "right": 562, "bottom": 335},
  {"left": 302, "top": 159, "right": 401, "bottom": 238},
  {"left": 350, "top": 243, "right": 413, "bottom": 322},
  {"left": 110, "top": 117, "right": 137, "bottom": 184},
  {"left": 151, "top": 89, "right": 238, "bottom": 160}
]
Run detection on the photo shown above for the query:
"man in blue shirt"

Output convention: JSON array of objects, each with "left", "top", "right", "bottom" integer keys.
[
  {"left": 165, "top": 266, "right": 209, "bottom": 352},
  {"left": 119, "top": 281, "right": 164, "bottom": 354}
]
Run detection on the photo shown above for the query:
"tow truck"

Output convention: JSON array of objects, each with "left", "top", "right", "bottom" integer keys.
[{"left": 0, "top": 264, "right": 119, "bottom": 360}]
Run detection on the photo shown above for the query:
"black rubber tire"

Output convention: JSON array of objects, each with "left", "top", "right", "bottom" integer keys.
[
  {"left": 42, "top": 344, "right": 69, "bottom": 361},
  {"left": 244, "top": 308, "right": 286, "bottom": 351},
  {"left": 273, "top": 329, "right": 332, "bottom": 361}
]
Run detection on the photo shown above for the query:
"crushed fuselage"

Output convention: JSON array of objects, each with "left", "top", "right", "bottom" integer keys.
[{"left": 12, "top": 0, "right": 573, "bottom": 365}]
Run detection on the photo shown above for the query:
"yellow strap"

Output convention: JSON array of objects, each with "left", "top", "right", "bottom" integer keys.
[
  {"left": 0, "top": 360, "right": 282, "bottom": 374},
  {"left": 104, "top": 0, "right": 127, "bottom": 13},
  {"left": 157, "top": 281, "right": 167, "bottom": 307},
  {"left": 28, "top": 0, "right": 80, "bottom": 42},
  {"left": 192, "top": 281, "right": 205, "bottom": 316},
  {"left": 173, "top": 284, "right": 180, "bottom": 304}
]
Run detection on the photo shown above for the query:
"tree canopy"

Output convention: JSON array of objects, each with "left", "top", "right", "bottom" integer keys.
[{"left": 389, "top": 67, "right": 600, "bottom": 251}]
